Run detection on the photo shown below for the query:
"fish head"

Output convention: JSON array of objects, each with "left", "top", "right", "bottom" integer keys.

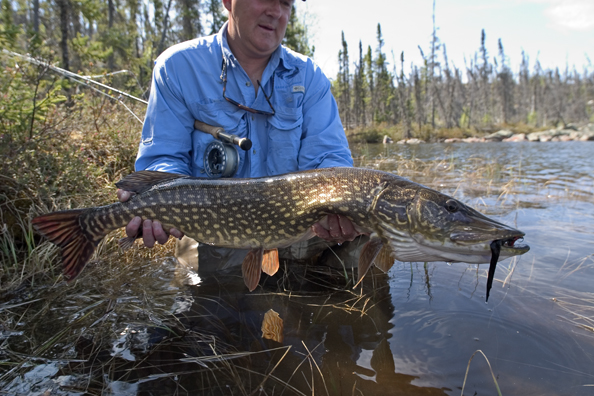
[
  {"left": 406, "top": 188, "right": 529, "bottom": 263},
  {"left": 374, "top": 184, "right": 529, "bottom": 264}
]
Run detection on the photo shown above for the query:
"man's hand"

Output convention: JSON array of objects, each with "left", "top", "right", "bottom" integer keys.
[
  {"left": 311, "top": 214, "right": 361, "bottom": 244},
  {"left": 117, "top": 189, "right": 184, "bottom": 247}
]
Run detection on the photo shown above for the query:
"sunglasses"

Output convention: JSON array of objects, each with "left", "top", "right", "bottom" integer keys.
[{"left": 220, "top": 59, "right": 275, "bottom": 116}]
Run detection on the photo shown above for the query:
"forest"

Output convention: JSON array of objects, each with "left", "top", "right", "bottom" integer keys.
[
  {"left": 333, "top": 23, "right": 593, "bottom": 140},
  {"left": 1, "top": 0, "right": 593, "bottom": 140}
]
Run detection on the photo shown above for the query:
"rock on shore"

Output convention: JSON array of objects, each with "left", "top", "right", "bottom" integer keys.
[{"left": 392, "top": 124, "right": 594, "bottom": 144}]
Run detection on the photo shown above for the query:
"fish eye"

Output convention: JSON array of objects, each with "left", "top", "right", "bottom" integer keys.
[{"left": 445, "top": 199, "right": 459, "bottom": 213}]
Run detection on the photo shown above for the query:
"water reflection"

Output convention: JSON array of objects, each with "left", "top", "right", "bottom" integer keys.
[
  {"left": 131, "top": 267, "right": 451, "bottom": 395},
  {"left": 3, "top": 142, "right": 594, "bottom": 395}
]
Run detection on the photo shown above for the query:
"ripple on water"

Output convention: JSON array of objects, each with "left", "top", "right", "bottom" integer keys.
[{"left": 384, "top": 260, "right": 594, "bottom": 396}]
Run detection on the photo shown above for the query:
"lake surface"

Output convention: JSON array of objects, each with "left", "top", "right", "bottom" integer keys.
[{"left": 4, "top": 142, "right": 594, "bottom": 395}]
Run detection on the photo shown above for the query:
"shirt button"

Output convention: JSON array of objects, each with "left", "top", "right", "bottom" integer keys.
[
  {"left": 246, "top": 82, "right": 251, "bottom": 87},
  {"left": 253, "top": 149, "right": 257, "bottom": 155}
]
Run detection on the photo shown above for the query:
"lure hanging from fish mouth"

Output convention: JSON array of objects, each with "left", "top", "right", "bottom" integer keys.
[{"left": 486, "top": 240, "right": 502, "bottom": 302}]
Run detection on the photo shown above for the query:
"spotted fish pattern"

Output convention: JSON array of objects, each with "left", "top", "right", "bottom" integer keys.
[{"left": 32, "top": 167, "right": 529, "bottom": 294}]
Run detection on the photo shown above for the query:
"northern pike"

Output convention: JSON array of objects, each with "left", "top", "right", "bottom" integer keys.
[{"left": 32, "top": 167, "right": 529, "bottom": 299}]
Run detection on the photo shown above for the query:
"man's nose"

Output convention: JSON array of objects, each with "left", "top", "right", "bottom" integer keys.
[{"left": 265, "top": 0, "right": 282, "bottom": 18}]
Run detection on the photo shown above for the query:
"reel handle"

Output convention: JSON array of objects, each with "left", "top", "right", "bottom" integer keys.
[{"left": 194, "top": 120, "right": 252, "bottom": 151}]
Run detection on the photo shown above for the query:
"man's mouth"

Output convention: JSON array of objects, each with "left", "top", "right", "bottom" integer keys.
[{"left": 259, "top": 24, "right": 275, "bottom": 32}]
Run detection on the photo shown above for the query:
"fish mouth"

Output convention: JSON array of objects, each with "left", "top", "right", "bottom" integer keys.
[
  {"left": 450, "top": 228, "right": 530, "bottom": 256},
  {"left": 496, "top": 235, "right": 530, "bottom": 255}
]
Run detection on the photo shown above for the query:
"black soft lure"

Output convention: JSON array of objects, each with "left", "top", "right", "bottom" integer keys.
[{"left": 486, "top": 240, "right": 502, "bottom": 302}]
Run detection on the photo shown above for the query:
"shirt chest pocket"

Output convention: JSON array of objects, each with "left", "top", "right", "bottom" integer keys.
[
  {"left": 192, "top": 101, "right": 244, "bottom": 134},
  {"left": 266, "top": 107, "right": 303, "bottom": 175}
]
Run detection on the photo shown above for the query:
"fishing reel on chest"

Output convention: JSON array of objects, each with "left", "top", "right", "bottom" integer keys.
[{"left": 194, "top": 120, "right": 252, "bottom": 178}]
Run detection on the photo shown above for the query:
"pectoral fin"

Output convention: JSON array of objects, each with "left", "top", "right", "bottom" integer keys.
[
  {"left": 118, "top": 236, "right": 136, "bottom": 251},
  {"left": 242, "top": 248, "right": 263, "bottom": 292},
  {"left": 374, "top": 244, "right": 395, "bottom": 273},
  {"left": 262, "top": 248, "right": 280, "bottom": 276},
  {"left": 354, "top": 238, "right": 384, "bottom": 288}
]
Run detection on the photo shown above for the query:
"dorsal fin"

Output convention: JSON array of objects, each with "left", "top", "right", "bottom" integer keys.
[{"left": 115, "top": 171, "right": 187, "bottom": 194}]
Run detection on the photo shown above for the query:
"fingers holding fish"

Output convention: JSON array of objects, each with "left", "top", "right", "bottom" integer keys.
[
  {"left": 146, "top": 220, "right": 182, "bottom": 247},
  {"left": 312, "top": 214, "right": 360, "bottom": 244},
  {"left": 125, "top": 217, "right": 183, "bottom": 248},
  {"left": 126, "top": 216, "right": 142, "bottom": 238},
  {"left": 338, "top": 215, "right": 359, "bottom": 242},
  {"left": 143, "top": 220, "right": 161, "bottom": 247},
  {"left": 117, "top": 188, "right": 134, "bottom": 202},
  {"left": 122, "top": 191, "right": 184, "bottom": 247}
]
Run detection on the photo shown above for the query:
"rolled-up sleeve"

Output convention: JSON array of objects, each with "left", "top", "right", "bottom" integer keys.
[
  {"left": 135, "top": 54, "right": 195, "bottom": 175},
  {"left": 298, "top": 65, "right": 353, "bottom": 171}
]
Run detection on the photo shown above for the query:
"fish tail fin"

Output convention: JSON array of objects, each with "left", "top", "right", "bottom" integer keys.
[{"left": 32, "top": 209, "right": 100, "bottom": 281}]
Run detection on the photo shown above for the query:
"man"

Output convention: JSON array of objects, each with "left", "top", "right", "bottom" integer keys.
[{"left": 119, "top": 0, "right": 360, "bottom": 270}]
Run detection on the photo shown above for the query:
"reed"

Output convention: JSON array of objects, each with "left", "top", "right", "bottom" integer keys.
[{"left": 2, "top": 59, "right": 592, "bottom": 394}]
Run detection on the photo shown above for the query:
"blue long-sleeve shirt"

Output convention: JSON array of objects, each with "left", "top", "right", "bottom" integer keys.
[{"left": 136, "top": 23, "right": 353, "bottom": 177}]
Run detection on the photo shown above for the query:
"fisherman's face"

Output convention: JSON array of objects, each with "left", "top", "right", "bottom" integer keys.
[{"left": 224, "top": 0, "right": 294, "bottom": 60}]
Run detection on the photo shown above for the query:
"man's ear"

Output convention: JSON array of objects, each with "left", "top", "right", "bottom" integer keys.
[{"left": 222, "top": 0, "right": 232, "bottom": 12}]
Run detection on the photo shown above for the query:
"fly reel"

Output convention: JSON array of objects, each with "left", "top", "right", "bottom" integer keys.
[
  {"left": 203, "top": 140, "right": 239, "bottom": 178},
  {"left": 195, "top": 120, "right": 252, "bottom": 179}
]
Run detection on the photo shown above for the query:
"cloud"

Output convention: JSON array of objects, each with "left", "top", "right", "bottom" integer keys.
[{"left": 543, "top": 0, "right": 594, "bottom": 31}]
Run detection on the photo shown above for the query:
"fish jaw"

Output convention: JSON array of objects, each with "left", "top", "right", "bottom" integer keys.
[{"left": 407, "top": 232, "right": 529, "bottom": 264}]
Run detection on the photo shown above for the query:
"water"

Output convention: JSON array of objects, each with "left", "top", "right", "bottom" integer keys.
[{"left": 3, "top": 142, "right": 594, "bottom": 395}]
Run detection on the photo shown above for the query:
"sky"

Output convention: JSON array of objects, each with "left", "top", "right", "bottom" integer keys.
[{"left": 294, "top": 0, "right": 594, "bottom": 79}]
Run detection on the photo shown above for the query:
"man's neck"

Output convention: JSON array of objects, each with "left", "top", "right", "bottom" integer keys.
[{"left": 226, "top": 34, "right": 271, "bottom": 94}]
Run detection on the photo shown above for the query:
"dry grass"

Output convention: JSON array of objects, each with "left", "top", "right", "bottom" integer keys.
[{"left": 1, "top": 69, "right": 592, "bottom": 393}]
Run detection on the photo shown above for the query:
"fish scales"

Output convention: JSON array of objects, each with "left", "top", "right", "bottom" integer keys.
[
  {"left": 32, "top": 167, "right": 529, "bottom": 297},
  {"left": 84, "top": 167, "right": 381, "bottom": 249}
]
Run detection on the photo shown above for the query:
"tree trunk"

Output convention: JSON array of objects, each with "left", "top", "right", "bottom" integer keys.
[
  {"left": 157, "top": 0, "right": 174, "bottom": 55},
  {"left": 56, "top": 0, "right": 69, "bottom": 71},
  {"left": 107, "top": 0, "right": 115, "bottom": 70},
  {"left": 32, "top": 0, "right": 39, "bottom": 33}
]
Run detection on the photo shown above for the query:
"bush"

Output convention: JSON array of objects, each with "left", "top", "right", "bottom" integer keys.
[{"left": 0, "top": 52, "right": 144, "bottom": 283}]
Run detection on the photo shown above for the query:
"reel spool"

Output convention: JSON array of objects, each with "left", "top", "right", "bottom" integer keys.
[
  {"left": 203, "top": 140, "right": 239, "bottom": 178},
  {"left": 195, "top": 120, "right": 252, "bottom": 179}
]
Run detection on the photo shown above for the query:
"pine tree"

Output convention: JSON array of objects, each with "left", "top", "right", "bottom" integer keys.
[
  {"left": 176, "top": 0, "right": 201, "bottom": 42},
  {"left": 205, "top": 0, "right": 226, "bottom": 34},
  {"left": 283, "top": 5, "right": 314, "bottom": 57},
  {"left": 352, "top": 40, "right": 367, "bottom": 127},
  {"left": 335, "top": 31, "right": 351, "bottom": 129}
]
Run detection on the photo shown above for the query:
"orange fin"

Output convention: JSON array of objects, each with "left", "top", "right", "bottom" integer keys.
[
  {"left": 262, "top": 248, "right": 279, "bottom": 276},
  {"left": 354, "top": 238, "right": 384, "bottom": 288},
  {"left": 261, "top": 309, "right": 284, "bottom": 343},
  {"left": 115, "top": 171, "right": 187, "bottom": 194},
  {"left": 32, "top": 209, "right": 98, "bottom": 281},
  {"left": 374, "top": 244, "right": 395, "bottom": 273},
  {"left": 242, "top": 248, "right": 263, "bottom": 292}
]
